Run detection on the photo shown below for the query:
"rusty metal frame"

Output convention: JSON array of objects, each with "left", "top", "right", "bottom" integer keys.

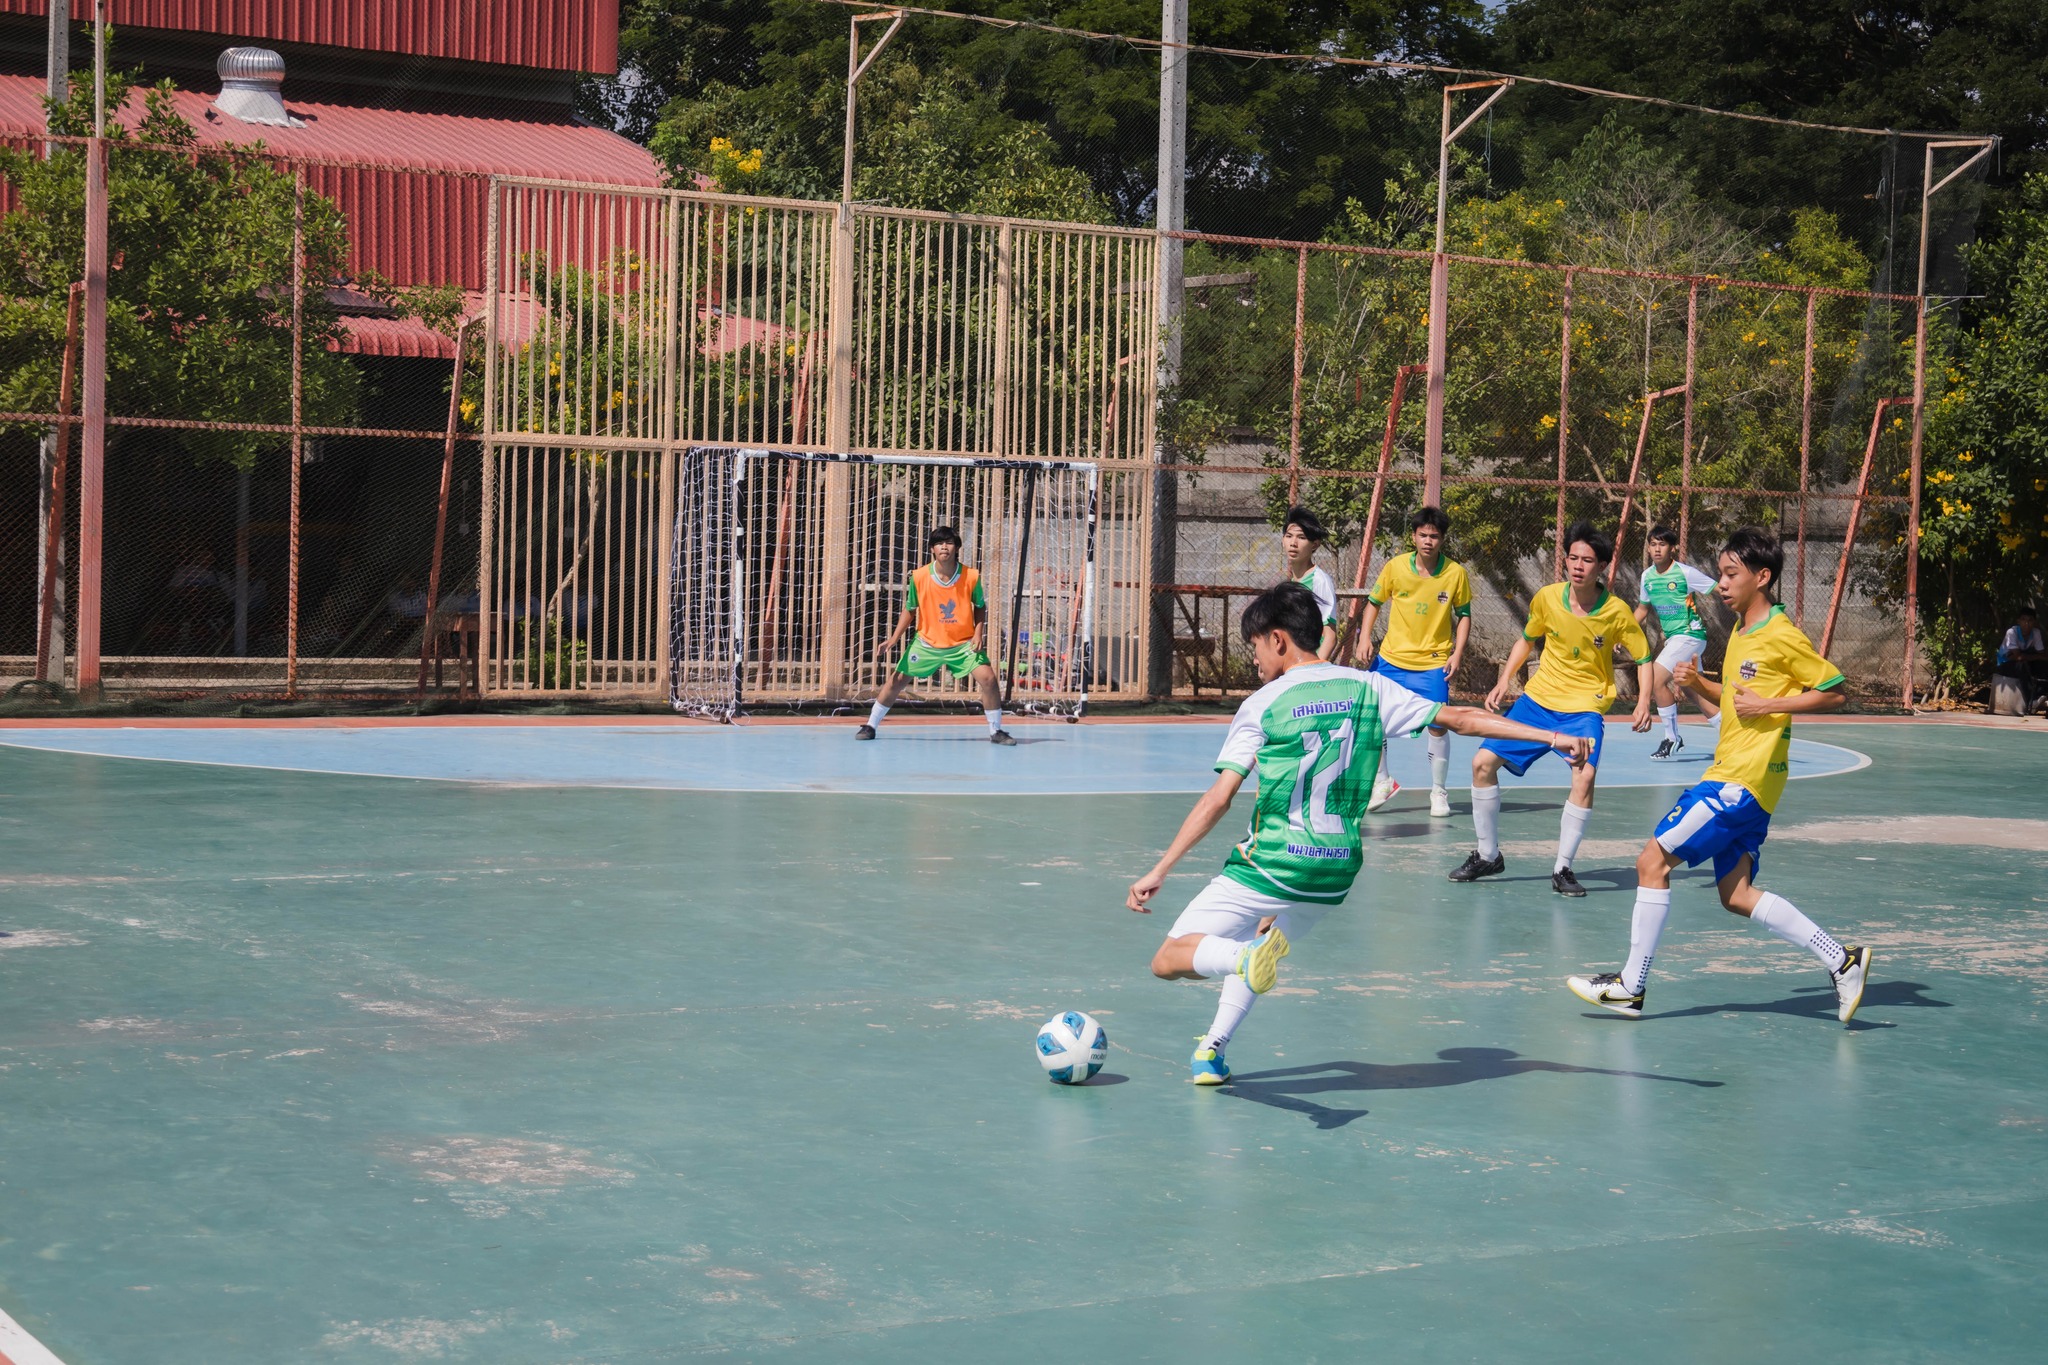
[{"left": 1819, "top": 396, "right": 1913, "bottom": 658}]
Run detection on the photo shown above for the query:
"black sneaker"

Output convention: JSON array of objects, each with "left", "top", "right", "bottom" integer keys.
[
  {"left": 854, "top": 724, "right": 877, "bottom": 740},
  {"left": 990, "top": 729, "right": 1018, "bottom": 746},
  {"left": 1651, "top": 737, "right": 1683, "bottom": 760},
  {"left": 1566, "top": 971, "right": 1645, "bottom": 1018},
  {"left": 1551, "top": 868, "right": 1587, "bottom": 897},
  {"left": 1448, "top": 851, "right": 1505, "bottom": 883}
]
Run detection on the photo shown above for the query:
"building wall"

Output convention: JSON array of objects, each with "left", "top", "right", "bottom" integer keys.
[{"left": 0, "top": 1, "right": 619, "bottom": 75}]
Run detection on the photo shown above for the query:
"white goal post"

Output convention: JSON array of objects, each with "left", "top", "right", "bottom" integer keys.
[{"left": 669, "top": 448, "right": 1099, "bottom": 721}]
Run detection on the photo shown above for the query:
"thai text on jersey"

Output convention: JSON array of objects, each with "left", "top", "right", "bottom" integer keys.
[
  {"left": 1214, "top": 664, "right": 1441, "bottom": 902},
  {"left": 905, "top": 563, "right": 984, "bottom": 649}
]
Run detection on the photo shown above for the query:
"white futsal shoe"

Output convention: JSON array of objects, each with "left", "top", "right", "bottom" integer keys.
[{"left": 1429, "top": 786, "right": 1452, "bottom": 818}]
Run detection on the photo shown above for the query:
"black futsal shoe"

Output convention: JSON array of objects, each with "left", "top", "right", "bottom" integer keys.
[
  {"left": 854, "top": 724, "right": 877, "bottom": 740},
  {"left": 1651, "top": 737, "right": 1683, "bottom": 760},
  {"left": 990, "top": 729, "right": 1018, "bottom": 746},
  {"left": 1551, "top": 868, "right": 1588, "bottom": 897},
  {"left": 1448, "top": 850, "right": 1505, "bottom": 883},
  {"left": 1567, "top": 971, "right": 1644, "bottom": 1018}
]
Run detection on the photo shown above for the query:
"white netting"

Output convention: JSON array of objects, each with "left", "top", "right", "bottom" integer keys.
[{"left": 669, "top": 449, "right": 1097, "bottom": 720}]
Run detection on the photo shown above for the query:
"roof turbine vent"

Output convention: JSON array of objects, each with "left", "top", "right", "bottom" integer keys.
[{"left": 215, "top": 47, "right": 302, "bottom": 128}]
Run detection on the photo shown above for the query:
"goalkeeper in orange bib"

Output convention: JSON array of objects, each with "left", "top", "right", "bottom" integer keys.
[{"left": 856, "top": 525, "right": 1016, "bottom": 745}]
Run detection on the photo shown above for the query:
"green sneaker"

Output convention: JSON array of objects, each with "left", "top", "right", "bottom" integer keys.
[{"left": 1234, "top": 925, "right": 1291, "bottom": 995}]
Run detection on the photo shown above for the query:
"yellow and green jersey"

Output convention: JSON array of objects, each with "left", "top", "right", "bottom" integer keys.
[
  {"left": 1703, "top": 605, "right": 1843, "bottom": 813},
  {"left": 1521, "top": 583, "right": 1652, "bottom": 715},
  {"left": 904, "top": 563, "right": 985, "bottom": 649},
  {"left": 1367, "top": 553, "right": 1472, "bottom": 669},
  {"left": 1214, "top": 662, "right": 1442, "bottom": 902}
]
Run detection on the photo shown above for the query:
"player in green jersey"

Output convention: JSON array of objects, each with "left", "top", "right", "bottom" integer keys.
[
  {"left": 1280, "top": 505, "right": 1340, "bottom": 660},
  {"left": 1634, "top": 525, "right": 1719, "bottom": 759},
  {"left": 1127, "top": 581, "right": 1593, "bottom": 1085}
]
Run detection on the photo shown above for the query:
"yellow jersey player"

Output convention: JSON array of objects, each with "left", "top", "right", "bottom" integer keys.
[
  {"left": 1449, "top": 522, "right": 1654, "bottom": 897},
  {"left": 1355, "top": 505, "right": 1472, "bottom": 818},
  {"left": 1568, "top": 527, "right": 1872, "bottom": 1024},
  {"left": 856, "top": 526, "right": 1015, "bottom": 745}
]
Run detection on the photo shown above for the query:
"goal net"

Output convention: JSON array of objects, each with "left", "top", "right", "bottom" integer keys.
[{"left": 669, "top": 448, "right": 1098, "bottom": 721}]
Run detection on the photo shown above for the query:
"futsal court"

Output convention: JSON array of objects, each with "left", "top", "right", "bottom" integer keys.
[{"left": 0, "top": 716, "right": 2042, "bottom": 1363}]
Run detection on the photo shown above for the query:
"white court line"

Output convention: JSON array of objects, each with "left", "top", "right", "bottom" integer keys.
[
  {"left": 0, "top": 1306, "right": 67, "bottom": 1365},
  {"left": 0, "top": 731, "right": 1873, "bottom": 795}
]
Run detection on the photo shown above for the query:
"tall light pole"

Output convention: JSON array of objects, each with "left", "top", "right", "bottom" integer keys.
[
  {"left": 1148, "top": 0, "right": 1187, "bottom": 699},
  {"left": 76, "top": 0, "right": 107, "bottom": 697},
  {"left": 1422, "top": 78, "right": 1510, "bottom": 509},
  {"left": 1901, "top": 135, "right": 1996, "bottom": 708}
]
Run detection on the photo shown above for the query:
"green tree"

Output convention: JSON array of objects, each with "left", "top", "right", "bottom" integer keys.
[
  {"left": 1898, "top": 175, "right": 2048, "bottom": 694},
  {"left": 0, "top": 74, "right": 361, "bottom": 467}
]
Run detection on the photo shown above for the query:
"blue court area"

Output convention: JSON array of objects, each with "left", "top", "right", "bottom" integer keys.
[
  {"left": 0, "top": 720, "right": 2043, "bottom": 1363},
  {"left": 0, "top": 719, "right": 1866, "bottom": 794}
]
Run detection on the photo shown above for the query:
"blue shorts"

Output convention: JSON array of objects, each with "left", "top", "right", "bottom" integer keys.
[
  {"left": 1654, "top": 780, "right": 1770, "bottom": 882},
  {"left": 1372, "top": 659, "right": 1451, "bottom": 706},
  {"left": 1479, "top": 696, "right": 1605, "bottom": 775}
]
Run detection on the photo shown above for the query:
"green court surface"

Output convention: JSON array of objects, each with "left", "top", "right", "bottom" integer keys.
[{"left": 1, "top": 720, "right": 2044, "bottom": 1363}]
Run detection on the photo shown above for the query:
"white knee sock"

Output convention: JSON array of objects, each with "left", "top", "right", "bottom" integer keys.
[
  {"left": 1555, "top": 801, "right": 1593, "bottom": 872},
  {"left": 1659, "top": 704, "right": 1679, "bottom": 741},
  {"left": 1427, "top": 732, "right": 1450, "bottom": 790},
  {"left": 867, "top": 701, "right": 890, "bottom": 728},
  {"left": 1190, "top": 934, "right": 1247, "bottom": 979},
  {"left": 1749, "top": 892, "right": 1847, "bottom": 972},
  {"left": 1472, "top": 784, "right": 1502, "bottom": 859},
  {"left": 1202, "top": 975, "right": 1257, "bottom": 1050},
  {"left": 985, "top": 709, "right": 1003, "bottom": 733},
  {"left": 1623, "top": 887, "right": 1671, "bottom": 995}
]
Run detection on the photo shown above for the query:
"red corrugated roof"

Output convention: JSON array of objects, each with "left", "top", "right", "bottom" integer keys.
[
  {"left": 0, "top": 1, "right": 619, "bottom": 75},
  {"left": 0, "top": 74, "right": 664, "bottom": 288}
]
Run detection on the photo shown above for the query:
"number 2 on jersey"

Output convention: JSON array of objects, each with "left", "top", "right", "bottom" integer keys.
[{"left": 1290, "top": 721, "right": 1356, "bottom": 837}]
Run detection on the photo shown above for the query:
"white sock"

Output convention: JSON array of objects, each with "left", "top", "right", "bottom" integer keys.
[
  {"left": 1472, "top": 784, "right": 1502, "bottom": 859},
  {"left": 1202, "top": 975, "right": 1257, "bottom": 1050},
  {"left": 1749, "top": 892, "right": 1847, "bottom": 972},
  {"left": 985, "top": 709, "right": 1003, "bottom": 734},
  {"left": 1427, "top": 732, "right": 1450, "bottom": 790},
  {"left": 866, "top": 701, "right": 890, "bottom": 728},
  {"left": 1555, "top": 801, "right": 1593, "bottom": 872},
  {"left": 1659, "top": 704, "right": 1679, "bottom": 741},
  {"left": 1375, "top": 746, "right": 1393, "bottom": 787},
  {"left": 1190, "top": 934, "right": 1247, "bottom": 979},
  {"left": 1623, "top": 887, "right": 1672, "bottom": 995}
]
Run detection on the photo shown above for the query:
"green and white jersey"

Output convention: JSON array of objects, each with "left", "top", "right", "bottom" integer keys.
[
  {"left": 1641, "top": 562, "right": 1717, "bottom": 642},
  {"left": 1297, "top": 566, "right": 1339, "bottom": 627},
  {"left": 1214, "top": 662, "right": 1443, "bottom": 903}
]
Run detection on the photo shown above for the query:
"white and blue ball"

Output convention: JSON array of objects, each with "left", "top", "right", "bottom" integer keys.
[{"left": 1035, "top": 1010, "right": 1108, "bottom": 1085}]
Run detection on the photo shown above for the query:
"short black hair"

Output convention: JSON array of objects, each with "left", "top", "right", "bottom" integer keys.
[
  {"left": 1411, "top": 505, "right": 1450, "bottom": 534},
  {"left": 1282, "top": 505, "right": 1327, "bottom": 544},
  {"left": 2019, "top": 605, "right": 2038, "bottom": 618},
  {"left": 926, "top": 525, "right": 961, "bottom": 551},
  {"left": 1719, "top": 526, "right": 1783, "bottom": 595},
  {"left": 1563, "top": 520, "right": 1615, "bottom": 565},
  {"left": 1647, "top": 523, "right": 1679, "bottom": 547},
  {"left": 1240, "top": 581, "right": 1324, "bottom": 653}
]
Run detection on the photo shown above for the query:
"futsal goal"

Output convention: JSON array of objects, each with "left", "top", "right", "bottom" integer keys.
[{"left": 669, "top": 448, "right": 1098, "bottom": 721}]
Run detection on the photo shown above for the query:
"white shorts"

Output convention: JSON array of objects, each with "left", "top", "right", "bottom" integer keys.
[
  {"left": 1655, "top": 634, "right": 1707, "bottom": 672},
  {"left": 1167, "top": 875, "right": 1328, "bottom": 945}
]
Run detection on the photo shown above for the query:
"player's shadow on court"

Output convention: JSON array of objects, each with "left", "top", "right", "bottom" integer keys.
[
  {"left": 1222, "top": 1046, "right": 1722, "bottom": 1130},
  {"left": 1619, "top": 979, "right": 1947, "bottom": 1031}
]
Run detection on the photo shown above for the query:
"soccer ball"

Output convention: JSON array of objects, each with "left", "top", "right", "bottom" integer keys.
[{"left": 1035, "top": 1010, "right": 1108, "bottom": 1085}]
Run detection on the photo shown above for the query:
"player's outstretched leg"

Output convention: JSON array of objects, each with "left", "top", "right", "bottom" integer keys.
[
  {"left": 1369, "top": 745, "right": 1400, "bottom": 812},
  {"left": 1449, "top": 749, "right": 1506, "bottom": 881},
  {"left": 972, "top": 664, "right": 1015, "bottom": 745},
  {"left": 858, "top": 672, "right": 909, "bottom": 739},
  {"left": 1566, "top": 837, "right": 1675, "bottom": 1018},
  {"left": 1727, "top": 862, "right": 1871, "bottom": 1024}
]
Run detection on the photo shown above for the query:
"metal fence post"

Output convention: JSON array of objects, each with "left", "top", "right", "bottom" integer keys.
[{"left": 1554, "top": 270, "right": 1572, "bottom": 580}]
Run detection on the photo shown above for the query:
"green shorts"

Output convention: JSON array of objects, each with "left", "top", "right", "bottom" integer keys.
[{"left": 896, "top": 640, "right": 990, "bottom": 680}]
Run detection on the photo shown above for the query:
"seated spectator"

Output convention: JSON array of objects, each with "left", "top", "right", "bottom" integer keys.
[{"left": 1995, "top": 606, "right": 2047, "bottom": 713}]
